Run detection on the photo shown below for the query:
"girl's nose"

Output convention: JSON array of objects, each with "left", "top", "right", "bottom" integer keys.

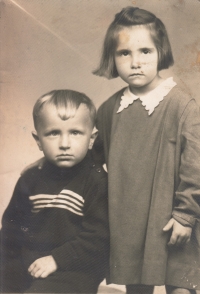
[
  {"left": 59, "top": 135, "right": 70, "bottom": 149},
  {"left": 130, "top": 54, "right": 141, "bottom": 68}
]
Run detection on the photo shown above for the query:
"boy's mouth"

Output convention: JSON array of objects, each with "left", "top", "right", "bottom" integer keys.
[{"left": 57, "top": 154, "right": 73, "bottom": 158}]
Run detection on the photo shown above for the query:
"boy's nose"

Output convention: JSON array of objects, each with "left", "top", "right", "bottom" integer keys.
[{"left": 59, "top": 135, "right": 70, "bottom": 149}]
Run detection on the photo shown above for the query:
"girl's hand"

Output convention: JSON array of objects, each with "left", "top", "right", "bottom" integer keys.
[
  {"left": 163, "top": 218, "right": 192, "bottom": 246},
  {"left": 28, "top": 255, "right": 57, "bottom": 278}
]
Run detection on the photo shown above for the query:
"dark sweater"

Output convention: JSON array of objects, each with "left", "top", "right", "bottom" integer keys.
[{"left": 0, "top": 152, "right": 109, "bottom": 293}]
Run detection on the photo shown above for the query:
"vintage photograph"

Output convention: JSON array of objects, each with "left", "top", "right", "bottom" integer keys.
[{"left": 1, "top": 0, "right": 200, "bottom": 293}]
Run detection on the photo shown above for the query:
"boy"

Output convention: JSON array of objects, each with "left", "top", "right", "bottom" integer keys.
[{"left": 0, "top": 90, "right": 109, "bottom": 293}]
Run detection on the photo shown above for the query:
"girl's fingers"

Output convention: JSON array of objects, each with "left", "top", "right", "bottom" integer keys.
[
  {"left": 169, "top": 234, "right": 190, "bottom": 246},
  {"left": 163, "top": 218, "right": 174, "bottom": 231},
  {"left": 168, "top": 233, "right": 177, "bottom": 245}
]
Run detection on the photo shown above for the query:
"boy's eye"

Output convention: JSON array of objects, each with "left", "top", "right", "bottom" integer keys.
[
  {"left": 48, "top": 131, "right": 59, "bottom": 136},
  {"left": 71, "top": 131, "right": 81, "bottom": 136}
]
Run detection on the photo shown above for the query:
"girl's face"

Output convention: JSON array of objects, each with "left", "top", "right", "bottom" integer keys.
[{"left": 114, "top": 25, "right": 161, "bottom": 95}]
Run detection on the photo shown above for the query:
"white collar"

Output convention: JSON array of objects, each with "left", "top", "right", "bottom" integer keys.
[{"left": 117, "top": 77, "right": 177, "bottom": 115}]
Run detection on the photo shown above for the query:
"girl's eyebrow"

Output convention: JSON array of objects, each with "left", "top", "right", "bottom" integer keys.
[
  {"left": 116, "top": 47, "right": 155, "bottom": 51},
  {"left": 115, "top": 49, "right": 130, "bottom": 53},
  {"left": 140, "top": 47, "right": 155, "bottom": 50}
]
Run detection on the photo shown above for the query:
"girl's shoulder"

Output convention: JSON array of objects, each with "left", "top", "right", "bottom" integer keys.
[
  {"left": 169, "top": 79, "right": 193, "bottom": 103},
  {"left": 167, "top": 80, "right": 198, "bottom": 117},
  {"left": 167, "top": 83, "right": 199, "bottom": 123}
]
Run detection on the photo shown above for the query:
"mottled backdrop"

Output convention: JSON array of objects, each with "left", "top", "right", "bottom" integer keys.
[{"left": 1, "top": 0, "right": 200, "bottom": 228}]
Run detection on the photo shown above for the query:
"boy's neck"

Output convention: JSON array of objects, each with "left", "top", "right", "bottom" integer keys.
[{"left": 44, "top": 153, "right": 89, "bottom": 176}]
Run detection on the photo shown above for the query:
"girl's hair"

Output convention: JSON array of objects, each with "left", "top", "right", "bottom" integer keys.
[
  {"left": 33, "top": 89, "right": 96, "bottom": 130},
  {"left": 93, "top": 6, "right": 174, "bottom": 79}
]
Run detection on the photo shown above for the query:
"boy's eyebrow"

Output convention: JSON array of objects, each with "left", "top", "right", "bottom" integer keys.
[{"left": 44, "top": 127, "right": 60, "bottom": 133}]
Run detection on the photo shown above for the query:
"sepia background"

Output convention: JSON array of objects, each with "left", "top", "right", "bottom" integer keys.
[{"left": 1, "top": 0, "right": 200, "bottom": 292}]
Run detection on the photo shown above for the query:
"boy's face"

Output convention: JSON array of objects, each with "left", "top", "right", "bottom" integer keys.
[{"left": 33, "top": 103, "right": 96, "bottom": 168}]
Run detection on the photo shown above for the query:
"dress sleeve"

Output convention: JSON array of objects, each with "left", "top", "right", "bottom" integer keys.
[
  {"left": 172, "top": 100, "right": 200, "bottom": 227},
  {"left": 51, "top": 176, "right": 109, "bottom": 272}
]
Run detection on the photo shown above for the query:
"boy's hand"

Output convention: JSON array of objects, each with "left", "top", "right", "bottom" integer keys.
[
  {"left": 163, "top": 218, "right": 192, "bottom": 246},
  {"left": 28, "top": 255, "right": 57, "bottom": 278}
]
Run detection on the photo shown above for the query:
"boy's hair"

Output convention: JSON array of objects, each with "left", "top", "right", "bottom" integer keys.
[
  {"left": 33, "top": 89, "right": 96, "bottom": 130},
  {"left": 93, "top": 6, "right": 174, "bottom": 79}
]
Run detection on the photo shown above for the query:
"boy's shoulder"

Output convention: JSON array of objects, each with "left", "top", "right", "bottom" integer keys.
[
  {"left": 21, "top": 164, "right": 42, "bottom": 177},
  {"left": 86, "top": 152, "right": 107, "bottom": 182},
  {"left": 19, "top": 164, "right": 43, "bottom": 185},
  {"left": 20, "top": 153, "right": 108, "bottom": 189}
]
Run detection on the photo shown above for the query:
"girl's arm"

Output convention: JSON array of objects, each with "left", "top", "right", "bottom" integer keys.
[
  {"left": 92, "top": 104, "right": 107, "bottom": 166},
  {"left": 173, "top": 100, "right": 200, "bottom": 225},
  {"left": 164, "top": 100, "right": 200, "bottom": 245}
]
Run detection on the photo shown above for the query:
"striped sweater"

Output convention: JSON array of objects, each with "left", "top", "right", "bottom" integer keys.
[{"left": 1, "top": 152, "right": 109, "bottom": 292}]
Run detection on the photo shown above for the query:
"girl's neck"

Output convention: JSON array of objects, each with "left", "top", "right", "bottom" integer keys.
[{"left": 129, "top": 75, "right": 164, "bottom": 97}]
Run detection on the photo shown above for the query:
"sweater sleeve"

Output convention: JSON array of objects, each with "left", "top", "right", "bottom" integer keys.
[
  {"left": 1, "top": 177, "right": 31, "bottom": 258},
  {"left": 172, "top": 100, "right": 200, "bottom": 227},
  {"left": 51, "top": 176, "right": 109, "bottom": 271}
]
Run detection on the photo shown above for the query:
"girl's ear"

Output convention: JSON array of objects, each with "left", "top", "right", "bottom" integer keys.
[
  {"left": 88, "top": 128, "right": 98, "bottom": 150},
  {"left": 32, "top": 131, "right": 43, "bottom": 151}
]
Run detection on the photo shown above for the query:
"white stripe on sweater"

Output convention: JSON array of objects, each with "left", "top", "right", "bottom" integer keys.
[{"left": 29, "top": 189, "right": 84, "bottom": 216}]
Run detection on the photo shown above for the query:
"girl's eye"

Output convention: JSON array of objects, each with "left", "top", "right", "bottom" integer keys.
[
  {"left": 116, "top": 50, "right": 129, "bottom": 57},
  {"left": 142, "top": 48, "right": 151, "bottom": 54},
  {"left": 121, "top": 50, "right": 129, "bottom": 56}
]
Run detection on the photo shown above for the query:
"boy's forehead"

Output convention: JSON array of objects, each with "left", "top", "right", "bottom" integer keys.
[{"left": 36, "top": 103, "right": 93, "bottom": 126}]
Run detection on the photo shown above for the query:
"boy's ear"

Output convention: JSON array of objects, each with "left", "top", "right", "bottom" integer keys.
[
  {"left": 32, "top": 131, "right": 43, "bottom": 151},
  {"left": 88, "top": 128, "right": 98, "bottom": 150}
]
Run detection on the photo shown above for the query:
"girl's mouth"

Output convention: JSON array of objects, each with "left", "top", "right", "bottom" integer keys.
[{"left": 130, "top": 73, "right": 143, "bottom": 76}]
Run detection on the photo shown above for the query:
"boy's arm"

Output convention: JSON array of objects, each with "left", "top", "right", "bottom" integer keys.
[
  {"left": 51, "top": 176, "right": 109, "bottom": 271},
  {"left": 0, "top": 176, "right": 32, "bottom": 292},
  {"left": 1, "top": 177, "right": 31, "bottom": 256}
]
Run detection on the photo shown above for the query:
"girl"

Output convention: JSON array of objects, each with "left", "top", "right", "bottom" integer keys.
[{"left": 93, "top": 6, "right": 200, "bottom": 294}]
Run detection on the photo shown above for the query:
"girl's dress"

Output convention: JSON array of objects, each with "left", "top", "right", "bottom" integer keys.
[{"left": 94, "top": 77, "right": 200, "bottom": 289}]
